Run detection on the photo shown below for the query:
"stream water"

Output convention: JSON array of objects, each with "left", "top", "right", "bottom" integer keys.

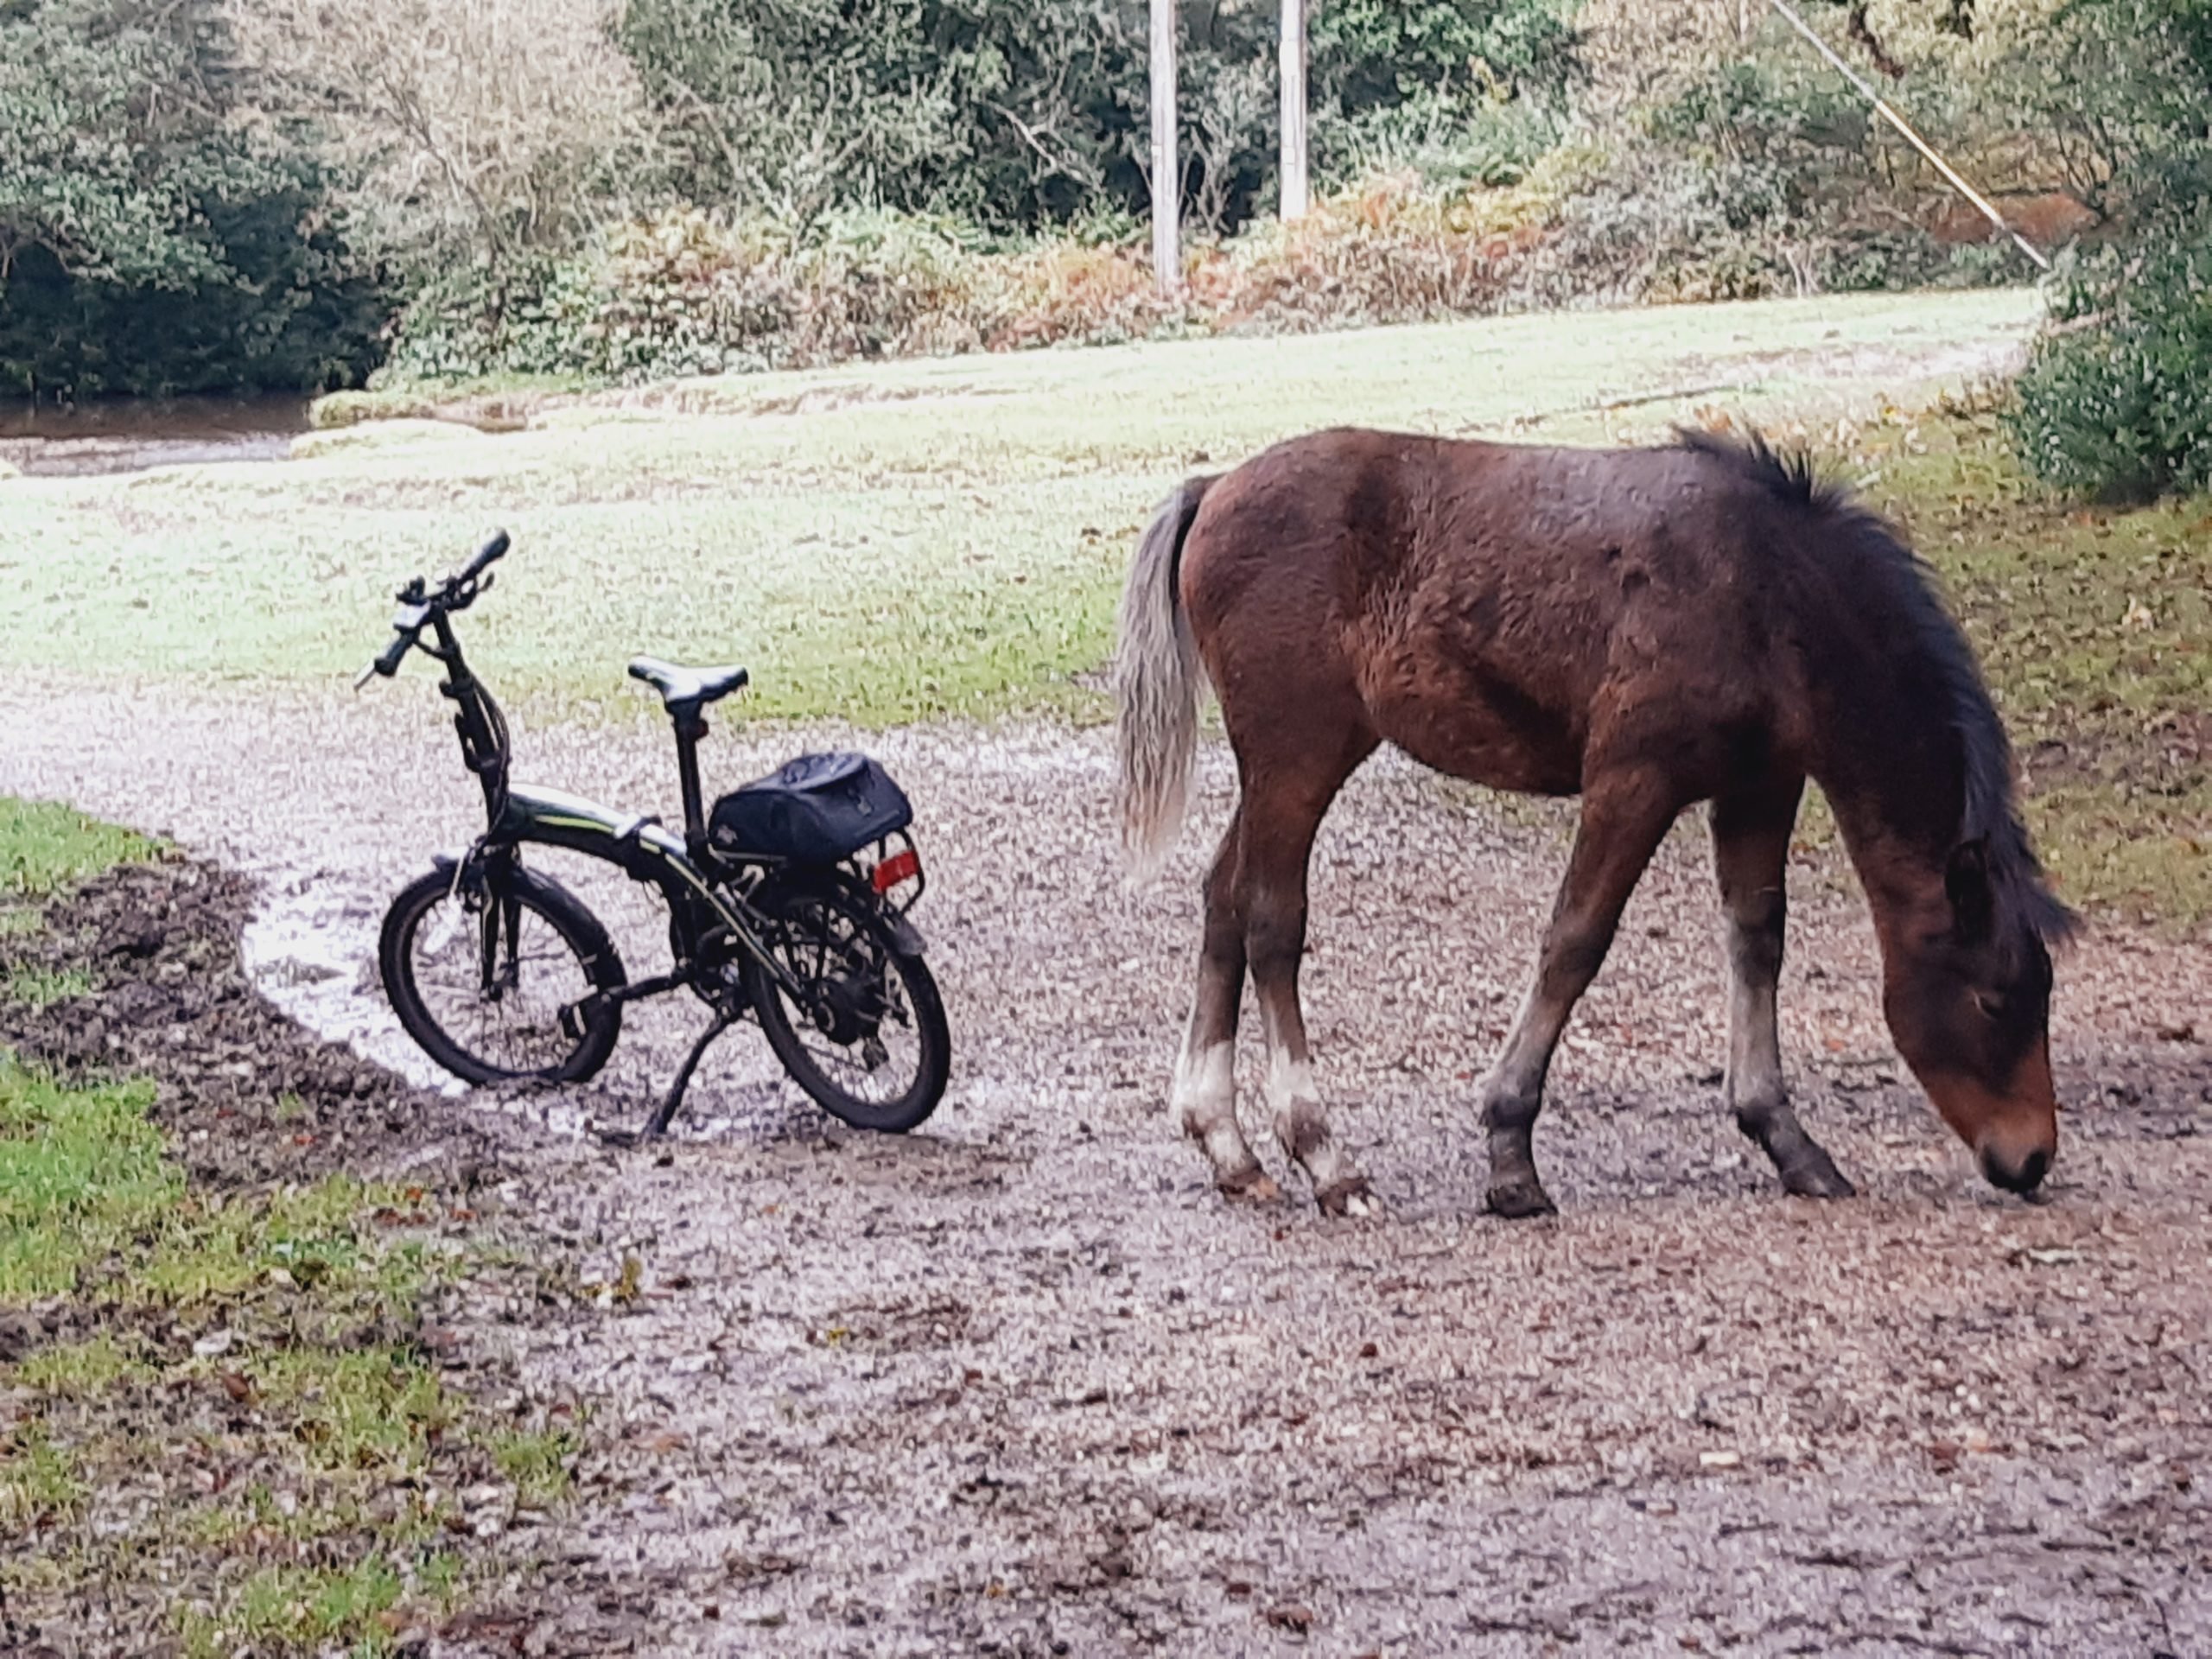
[{"left": 0, "top": 393, "right": 313, "bottom": 477}]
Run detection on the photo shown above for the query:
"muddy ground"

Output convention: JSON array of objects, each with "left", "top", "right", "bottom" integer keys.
[
  {"left": 3, "top": 674, "right": 2209, "bottom": 1656},
  {"left": 0, "top": 855, "right": 569, "bottom": 1656},
  {"left": 1, "top": 857, "right": 512, "bottom": 1191}
]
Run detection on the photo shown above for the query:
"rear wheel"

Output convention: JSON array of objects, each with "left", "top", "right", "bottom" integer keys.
[
  {"left": 379, "top": 862, "right": 624, "bottom": 1084},
  {"left": 742, "top": 877, "right": 949, "bottom": 1133}
]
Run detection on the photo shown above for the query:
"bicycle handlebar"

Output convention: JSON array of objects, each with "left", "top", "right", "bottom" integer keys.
[
  {"left": 458, "top": 530, "right": 510, "bottom": 585},
  {"left": 354, "top": 530, "right": 510, "bottom": 689}
]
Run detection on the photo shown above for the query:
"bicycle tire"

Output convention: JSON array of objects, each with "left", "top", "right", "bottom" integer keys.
[
  {"left": 741, "top": 876, "right": 950, "bottom": 1133},
  {"left": 379, "top": 862, "right": 625, "bottom": 1085}
]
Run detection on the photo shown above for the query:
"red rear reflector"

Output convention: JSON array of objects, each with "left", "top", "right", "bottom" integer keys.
[{"left": 872, "top": 849, "right": 921, "bottom": 893}]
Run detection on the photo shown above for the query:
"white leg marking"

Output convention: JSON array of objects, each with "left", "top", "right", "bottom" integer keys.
[
  {"left": 1261, "top": 1010, "right": 1368, "bottom": 1210},
  {"left": 1173, "top": 1039, "right": 1236, "bottom": 1137},
  {"left": 1262, "top": 1047, "right": 1319, "bottom": 1123},
  {"left": 1484, "top": 980, "right": 1561, "bottom": 1111},
  {"left": 1724, "top": 923, "right": 1785, "bottom": 1112},
  {"left": 1173, "top": 1031, "right": 1264, "bottom": 1187}
]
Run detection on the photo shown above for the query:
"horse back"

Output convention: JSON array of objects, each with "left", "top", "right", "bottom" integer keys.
[{"left": 1176, "top": 428, "right": 1814, "bottom": 799}]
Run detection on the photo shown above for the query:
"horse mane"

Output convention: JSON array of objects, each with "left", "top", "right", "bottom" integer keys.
[{"left": 1672, "top": 426, "right": 2079, "bottom": 949}]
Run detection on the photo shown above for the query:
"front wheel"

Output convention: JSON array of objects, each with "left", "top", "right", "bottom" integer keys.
[
  {"left": 741, "top": 877, "right": 949, "bottom": 1133},
  {"left": 379, "top": 861, "right": 625, "bottom": 1085}
]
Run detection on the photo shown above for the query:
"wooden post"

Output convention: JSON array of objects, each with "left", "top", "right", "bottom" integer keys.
[
  {"left": 1150, "top": 0, "right": 1180, "bottom": 294},
  {"left": 1280, "top": 0, "right": 1309, "bottom": 219}
]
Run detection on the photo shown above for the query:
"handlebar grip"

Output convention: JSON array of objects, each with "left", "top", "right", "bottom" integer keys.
[
  {"left": 458, "top": 530, "right": 510, "bottom": 584},
  {"left": 372, "top": 631, "right": 414, "bottom": 678}
]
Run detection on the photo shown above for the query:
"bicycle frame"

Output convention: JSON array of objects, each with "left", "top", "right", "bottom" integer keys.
[{"left": 418, "top": 610, "right": 919, "bottom": 1015}]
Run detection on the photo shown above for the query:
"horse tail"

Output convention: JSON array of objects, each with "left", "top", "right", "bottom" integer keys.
[{"left": 1114, "top": 476, "right": 1214, "bottom": 879}]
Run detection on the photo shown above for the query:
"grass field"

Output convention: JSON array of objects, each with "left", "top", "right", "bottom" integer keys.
[
  {"left": 0, "top": 289, "right": 2037, "bottom": 723},
  {"left": 1, "top": 284, "right": 2204, "bottom": 924}
]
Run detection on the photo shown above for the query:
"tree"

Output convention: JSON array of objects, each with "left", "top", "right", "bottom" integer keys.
[
  {"left": 0, "top": 0, "right": 232, "bottom": 289},
  {"left": 0, "top": 0, "right": 378, "bottom": 397},
  {"left": 620, "top": 0, "right": 1140, "bottom": 232},
  {"left": 226, "top": 0, "right": 656, "bottom": 264},
  {"left": 619, "top": 1, "right": 1581, "bottom": 239}
]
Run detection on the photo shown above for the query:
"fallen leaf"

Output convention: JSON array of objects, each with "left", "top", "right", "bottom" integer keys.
[{"left": 612, "top": 1255, "right": 643, "bottom": 1306}]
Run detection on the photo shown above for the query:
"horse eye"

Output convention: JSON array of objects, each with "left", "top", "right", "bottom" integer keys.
[{"left": 1972, "top": 990, "right": 2005, "bottom": 1020}]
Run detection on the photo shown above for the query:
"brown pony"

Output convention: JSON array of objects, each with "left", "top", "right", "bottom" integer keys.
[{"left": 1114, "top": 427, "right": 2075, "bottom": 1217}]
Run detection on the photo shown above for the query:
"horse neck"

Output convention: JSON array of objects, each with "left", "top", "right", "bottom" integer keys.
[{"left": 1805, "top": 654, "right": 1963, "bottom": 969}]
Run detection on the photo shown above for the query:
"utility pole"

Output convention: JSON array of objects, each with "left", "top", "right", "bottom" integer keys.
[
  {"left": 1280, "top": 0, "right": 1309, "bottom": 219},
  {"left": 1150, "top": 0, "right": 1180, "bottom": 294}
]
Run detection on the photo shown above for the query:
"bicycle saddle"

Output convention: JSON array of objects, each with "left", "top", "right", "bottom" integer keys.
[{"left": 628, "top": 657, "right": 750, "bottom": 722}]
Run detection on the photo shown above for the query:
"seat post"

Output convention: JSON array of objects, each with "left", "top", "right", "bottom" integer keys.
[{"left": 673, "top": 713, "right": 710, "bottom": 859}]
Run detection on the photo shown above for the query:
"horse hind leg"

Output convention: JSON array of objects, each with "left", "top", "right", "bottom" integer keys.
[
  {"left": 1710, "top": 779, "right": 1854, "bottom": 1199},
  {"left": 1174, "top": 810, "right": 1278, "bottom": 1200},
  {"left": 1238, "top": 764, "right": 1376, "bottom": 1217}
]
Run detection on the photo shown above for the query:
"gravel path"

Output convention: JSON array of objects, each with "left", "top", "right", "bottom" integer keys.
[{"left": 4, "top": 672, "right": 2209, "bottom": 1656}]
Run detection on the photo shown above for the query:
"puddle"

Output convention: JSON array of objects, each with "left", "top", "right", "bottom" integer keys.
[{"left": 238, "top": 872, "right": 766, "bottom": 1145}]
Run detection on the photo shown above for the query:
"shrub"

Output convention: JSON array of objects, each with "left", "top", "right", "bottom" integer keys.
[
  {"left": 379, "top": 209, "right": 998, "bottom": 385},
  {"left": 2009, "top": 218, "right": 2212, "bottom": 503},
  {"left": 376, "top": 165, "right": 1586, "bottom": 388},
  {"left": 2005, "top": 0, "right": 2212, "bottom": 502}
]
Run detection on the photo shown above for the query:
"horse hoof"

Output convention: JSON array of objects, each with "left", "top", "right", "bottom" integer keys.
[
  {"left": 1315, "top": 1178, "right": 1376, "bottom": 1218},
  {"left": 1219, "top": 1168, "right": 1284, "bottom": 1205},
  {"left": 1484, "top": 1179, "right": 1557, "bottom": 1220},
  {"left": 1781, "top": 1158, "right": 1856, "bottom": 1200}
]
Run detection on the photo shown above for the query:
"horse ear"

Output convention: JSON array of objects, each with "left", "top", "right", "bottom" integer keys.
[{"left": 1946, "top": 838, "right": 1993, "bottom": 939}]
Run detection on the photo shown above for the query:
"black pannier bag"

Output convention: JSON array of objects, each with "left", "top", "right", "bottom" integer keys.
[{"left": 709, "top": 752, "right": 913, "bottom": 863}]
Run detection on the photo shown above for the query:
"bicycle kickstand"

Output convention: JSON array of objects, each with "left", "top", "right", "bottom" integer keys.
[{"left": 640, "top": 1014, "right": 732, "bottom": 1141}]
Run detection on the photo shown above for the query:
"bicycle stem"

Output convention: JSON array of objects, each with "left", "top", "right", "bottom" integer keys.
[{"left": 424, "top": 613, "right": 511, "bottom": 826}]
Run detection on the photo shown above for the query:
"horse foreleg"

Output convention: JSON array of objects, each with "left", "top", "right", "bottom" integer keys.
[
  {"left": 1175, "top": 812, "right": 1276, "bottom": 1199},
  {"left": 1711, "top": 779, "right": 1854, "bottom": 1199},
  {"left": 1483, "top": 767, "right": 1681, "bottom": 1218},
  {"left": 1241, "top": 783, "right": 1374, "bottom": 1217}
]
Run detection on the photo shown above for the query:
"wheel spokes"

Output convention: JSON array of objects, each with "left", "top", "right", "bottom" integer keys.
[
  {"left": 413, "top": 893, "right": 589, "bottom": 1075},
  {"left": 765, "top": 896, "right": 925, "bottom": 1105}
]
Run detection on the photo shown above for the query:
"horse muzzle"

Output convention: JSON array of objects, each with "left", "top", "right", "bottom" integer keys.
[{"left": 1979, "top": 1142, "right": 2053, "bottom": 1195}]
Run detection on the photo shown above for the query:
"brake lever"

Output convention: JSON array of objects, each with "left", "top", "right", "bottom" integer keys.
[{"left": 443, "top": 569, "right": 494, "bottom": 612}]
